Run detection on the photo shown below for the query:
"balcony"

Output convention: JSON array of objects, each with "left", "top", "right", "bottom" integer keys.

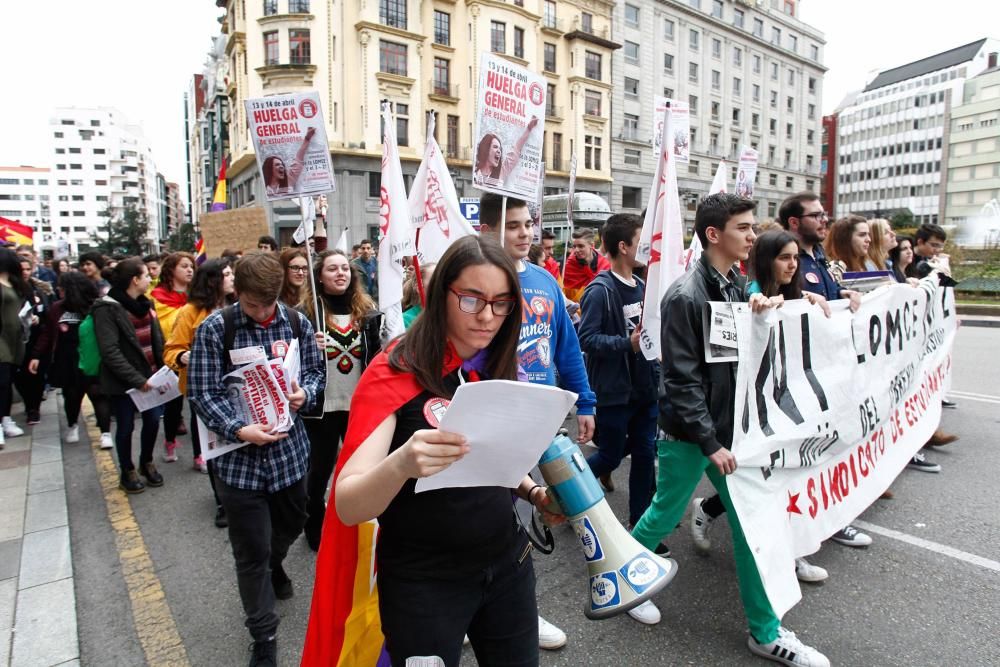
[
  {"left": 429, "top": 80, "right": 460, "bottom": 102},
  {"left": 545, "top": 105, "right": 564, "bottom": 119},
  {"left": 541, "top": 17, "right": 565, "bottom": 35},
  {"left": 565, "top": 17, "right": 619, "bottom": 49}
]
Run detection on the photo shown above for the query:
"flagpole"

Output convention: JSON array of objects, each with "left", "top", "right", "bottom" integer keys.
[
  {"left": 499, "top": 196, "right": 507, "bottom": 248},
  {"left": 300, "top": 195, "right": 322, "bottom": 334}
]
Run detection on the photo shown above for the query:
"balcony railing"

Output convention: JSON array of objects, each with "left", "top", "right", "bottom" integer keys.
[
  {"left": 429, "top": 80, "right": 459, "bottom": 98},
  {"left": 545, "top": 105, "right": 564, "bottom": 118},
  {"left": 542, "top": 17, "right": 564, "bottom": 32},
  {"left": 571, "top": 17, "right": 610, "bottom": 39}
]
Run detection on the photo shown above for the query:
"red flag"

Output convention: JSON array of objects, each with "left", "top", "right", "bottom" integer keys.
[{"left": 0, "top": 217, "right": 33, "bottom": 246}]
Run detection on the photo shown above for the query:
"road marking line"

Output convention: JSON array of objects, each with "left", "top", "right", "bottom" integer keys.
[
  {"left": 853, "top": 520, "right": 1000, "bottom": 574},
  {"left": 949, "top": 390, "right": 1000, "bottom": 403},
  {"left": 83, "top": 401, "right": 191, "bottom": 666}
]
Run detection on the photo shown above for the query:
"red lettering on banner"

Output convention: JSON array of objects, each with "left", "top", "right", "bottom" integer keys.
[
  {"left": 857, "top": 445, "right": 869, "bottom": 477},
  {"left": 807, "top": 478, "right": 818, "bottom": 518}
]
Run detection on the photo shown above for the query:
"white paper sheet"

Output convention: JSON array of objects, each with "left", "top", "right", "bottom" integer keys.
[
  {"left": 127, "top": 366, "right": 181, "bottom": 412},
  {"left": 414, "top": 380, "right": 578, "bottom": 493}
]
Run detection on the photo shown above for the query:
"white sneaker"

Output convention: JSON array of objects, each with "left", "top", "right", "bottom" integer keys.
[
  {"left": 65, "top": 424, "right": 80, "bottom": 444},
  {"left": 99, "top": 432, "right": 114, "bottom": 450},
  {"left": 794, "top": 557, "right": 829, "bottom": 583},
  {"left": 537, "top": 615, "right": 566, "bottom": 650},
  {"left": 690, "top": 497, "right": 714, "bottom": 554},
  {"left": 748, "top": 627, "right": 830, "bottom": 667},
  {"left": 626, "top": 600, "right": 661, "bottom": 625},
  {"left": 2, "top": 417, "right": 24, "bottom": 438}
]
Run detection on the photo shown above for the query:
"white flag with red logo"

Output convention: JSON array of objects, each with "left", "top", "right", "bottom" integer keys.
[
  {"left": 685, "top": 161, "right": 727, "bottom": 270},
  {"left": 408, "top": 114, "right": 477, "bottom": 264},
  {"left": 378, "top": 102, "right": 415, "bottom": 342},
  {"left": 636, "top": 105, "right": 687, "bottom": 361}
]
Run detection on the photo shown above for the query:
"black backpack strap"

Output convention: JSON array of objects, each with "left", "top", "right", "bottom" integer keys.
[
  {"left": 222, "top": 305, "right": 236, "bottom": 372},
  {"left": 285, "top": 304, "right": 302, "bottom": 341}
]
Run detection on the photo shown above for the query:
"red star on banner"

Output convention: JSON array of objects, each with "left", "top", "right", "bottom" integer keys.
[{"left": 786, "top": 490, "right": 802, "bottom": 516}]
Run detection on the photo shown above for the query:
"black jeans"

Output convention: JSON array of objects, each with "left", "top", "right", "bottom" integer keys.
[
  {"left": 0, "top": 362, "right": 15, "bottom": 419},
  {"left": 62, "top": 372, "right": 111, "bottom": 432},
  {"left": 162, "top": 394, "right": 184, "bottom": 442},
  {"left": 111, "top": 395, "right": 163, "bottom": 473},
  {"left": 587, "top": 398, "right": 658, "bottom": 526},
  {"left": 303, "top": 410, "right": 348, "bottom": 541},
  {"left": 188, "top": 404, "right": 221, "bottom": 508},
  {"left": 378, "top": 542, "right": 539, "bottom": 667},
  {"left": 215, "top": 476, "right": 308, "bottom": 641},
  {"left": 14, "top": 357, "right": 45, "bottom": 414}
]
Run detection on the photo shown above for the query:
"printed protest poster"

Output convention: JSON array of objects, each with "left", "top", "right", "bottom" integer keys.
[
  {"left": 726, "top": 279, "right": 956, "bottom": 617},
  {"left": 127, "top": 366, "right": 181, "bottom": 412},
  {"left": 474, "top": 53, "right": 546, "bottom": 199},
  {"left": 735, "top": 147, "right": 759, "bottom": 199},
  {"left": 245, "top": 92, "right": 335, "bottom": 202},
  {"left": 653, "top": 96, "right": 690, "bottom": 164}
]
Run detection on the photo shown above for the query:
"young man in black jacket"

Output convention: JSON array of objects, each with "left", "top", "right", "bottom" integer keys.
[{"left": 631, "top": 193, "right": 830, "bottom": 667}]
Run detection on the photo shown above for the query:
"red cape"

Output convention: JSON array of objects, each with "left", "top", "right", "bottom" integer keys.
[
  {"left": 301, "top": 344, "right": 464, "bottom": 666},
  {"left": 150, "top": 285, "right": 188, "bottom": 309},
  {"left": 562, "top": 252, "right": 610, "bottom": 290}
]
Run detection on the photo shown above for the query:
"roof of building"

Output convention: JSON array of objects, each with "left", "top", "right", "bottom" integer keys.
[
  {"left": 863, "top": 39, "right": 987, "bottom": 92},
  {"left": 0, "top": 166, "right": 50, "bottom": 173}
]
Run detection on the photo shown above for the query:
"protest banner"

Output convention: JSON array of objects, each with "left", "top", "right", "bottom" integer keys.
[
  {"left": 408, "top": 114, "right": 477, "bottom": 265},
  {"left": 198, "top": 207, "right": 269, "bottom": 257},
  {"left": 735, "top": 147, "right": 759, "bottom": 199},
  {"left": 636, "top": 106, "right": 688, "bottom": 361},
  {"left": 727, "top": 278, "right": 956, "bottom": 617},
  {"left": 473, "top": 53, "right": 546, "bottom": 199},
  {"left": 245, "top": 92, "right": 335, "bottom": 202},
  {"left": 653, "top": 96, "right": 690, "bottom": 164},
  {"left": 377, "top": 102, "right": 415, "bottom": 342}
]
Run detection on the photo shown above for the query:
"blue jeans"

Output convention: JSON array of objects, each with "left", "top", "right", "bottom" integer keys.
[
  {"left": 111, "top": 395, "right": 163, "bottom": 473},
  {"left": 586, "top": 399, "right": 658, "bottom": 526}
]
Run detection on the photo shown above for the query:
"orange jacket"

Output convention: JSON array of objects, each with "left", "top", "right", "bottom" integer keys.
[{"left": 163, "top": 304, "right": 211, "bottom": 394}]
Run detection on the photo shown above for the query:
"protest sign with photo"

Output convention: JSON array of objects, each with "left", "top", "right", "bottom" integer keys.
[
  {"left": 735, "top": 147, "right": 759, "bottom": 199},
  {"left": 727, "top": 279, "right": 956, "bottom": 617},
  {"left": 473, "top": 53, "right": 546, "bottom": 199},
  {"left": 245, "top": 92, "right": 335, "bottom": 202},
  {"left": 653, "top": 96, "right": 690, "bottom": 164}
]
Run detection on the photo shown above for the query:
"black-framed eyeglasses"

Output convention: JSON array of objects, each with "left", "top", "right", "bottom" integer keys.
[
  {"left": 800, "top": 212, "right": 829, "bottom": 221},
  {"left": 288, "top": 266, "right": 309, "bottom": 273},
  {"left": 449, "top": 288, "right": 516, "bottom": 316}
]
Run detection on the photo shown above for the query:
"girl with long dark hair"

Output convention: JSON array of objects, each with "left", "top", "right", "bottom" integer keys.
[
  {"left": 278, "top": 247, "right": 309, "bottom": 307},
  {"left": 304, "top": 236, "right": 557, "bottom": 666},
  {"left": 297, "top": 249, "right": 382, "bottom": 550},
  {"left": 164, "top": 259, "right": 235, "bottom": 525},
  {"left": 15, "top": 257, "right": 49, "bottom": 425},
  {"left": 28, "top": 272, "right": 109, "bottom": 445},
  {"left": 0, "top": 248, "right": 31, "bottom": 445},
  {"left": 92, "top": 258, "right": 165, "bottom": 494},
  {"left": 824, "top": 215, "right": 872, "bottom": 280},
  {"left": 889, "top": 235, "right": 917, "bottom": 282}
]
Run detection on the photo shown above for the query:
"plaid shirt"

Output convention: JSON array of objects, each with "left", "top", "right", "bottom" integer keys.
[{"left": 188, "top": 303, "right": 326, "bottom": 492}]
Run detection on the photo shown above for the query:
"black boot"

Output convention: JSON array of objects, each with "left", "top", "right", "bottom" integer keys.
[
  {"left": 214, "top": 505, "right": 228, "bottom": 528},
  {"left": 119, "top": 469, "right": 145, "bottom": 494},
  {"left": 139, "top": 462, "right": 164, "bottom": 487},
  {"left": 248, "top": 636, "right": 277, "bottom": 667}
]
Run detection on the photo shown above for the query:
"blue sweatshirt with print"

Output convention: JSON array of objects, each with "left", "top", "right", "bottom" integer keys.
[{"left": 517, "top": 263, "right": 596, "bottom": 415}]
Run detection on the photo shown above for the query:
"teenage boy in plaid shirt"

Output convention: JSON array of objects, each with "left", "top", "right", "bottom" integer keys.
[{"left": 189, "top": 251, "right": 325, "bottom": 667}]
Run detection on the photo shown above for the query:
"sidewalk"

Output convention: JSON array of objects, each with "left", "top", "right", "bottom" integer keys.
[{"left": 0, "top": 395, "right": 80, "bottom": 667}]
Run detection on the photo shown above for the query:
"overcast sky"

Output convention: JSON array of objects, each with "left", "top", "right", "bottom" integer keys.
[{"left": 1, "top": 1, "right": 997, "bottom": 196}]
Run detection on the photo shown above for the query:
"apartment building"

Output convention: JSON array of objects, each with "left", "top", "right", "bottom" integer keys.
[
  {"left": 611, "top": 0, "right": 827, "bottom": 228},
  {"left": 217, "top": 0, "right": 618, "bottom": 244},
  {"left": 187, "top": 34, "right": 231, "bottom": 225},
  {"left": 835, "top": 38, "right": 1000, "bottom": 225},
  {"left": 0, "top": 166, "right": 52, "bottom": 249}
]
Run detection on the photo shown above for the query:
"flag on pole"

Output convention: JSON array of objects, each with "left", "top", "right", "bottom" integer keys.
[
  {"left": 0, "top": 216, "right": 33, "bottom": 246},
  {"left": 334, "top": 228, "right": 349, "bottom": 252},
  {"left": 210, "top": 159, "right": 228, "bottom": 212},
  {"left": 407, "top": 114, "right": 476, "bottom": 264},
  {"left": 635, "top": 105, "right": 687, "bottom": 361},
  {"left": 293, "top": 196, "right": 316, "bottom": 245},
  {"left": 377, "top": 102, "right": 415, "bottom": 342},
  {"left": 194, "top": 236, "right": 207, "bottom": 265},
  {"left": 685, "top": 160, "right": 727, "bottom": 269}
]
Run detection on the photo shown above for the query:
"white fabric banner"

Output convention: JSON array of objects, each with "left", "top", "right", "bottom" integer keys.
[
  {"left": 728, "top": 279, "right": 956, "bottom": 617},
  {"left": 408, "top": 114, "right": 477, "bottom": 265},
  {"left": 377, "top": 102, "right": 415, "bottom": 342},
  {"left": 636, "top": 106, "right": 687, "bottom": 360}
]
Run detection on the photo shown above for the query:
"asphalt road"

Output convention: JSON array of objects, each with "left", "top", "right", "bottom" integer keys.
[{"left": 66, "top": 325, "right": 1000, "bottom": 666}]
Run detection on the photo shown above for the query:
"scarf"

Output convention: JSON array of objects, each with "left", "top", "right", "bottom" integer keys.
[
  {"left": 108, "top": 286, "right": 152, "bottom": 318},
  {"left": 150, "top": 284, "right": 188, "bottom": 310}
]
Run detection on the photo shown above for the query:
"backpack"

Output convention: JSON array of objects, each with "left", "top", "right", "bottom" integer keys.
[{"left": 77, "top": 313, "right": 101, "bottom": 377}]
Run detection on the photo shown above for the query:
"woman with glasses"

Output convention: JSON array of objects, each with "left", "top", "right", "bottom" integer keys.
[
  {"left": 279, "top": 248, "right": 309, "bottom": 307},
  {"left": 304, "top": 235, "right": 556, "bottom": 666},
  {"left": 298, "top": 249, "right": 383, "bottom": 550}
]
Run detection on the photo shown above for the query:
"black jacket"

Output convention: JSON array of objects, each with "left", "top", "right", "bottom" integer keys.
[
  {"left": 92, "top": 295, "right": 164, "bottom": 396},
  {"left": 578, "top": 271, "right": 659, "bottom": 407},
  {"left": 658, "top": 254, "right": 745, "bottom": 456}
]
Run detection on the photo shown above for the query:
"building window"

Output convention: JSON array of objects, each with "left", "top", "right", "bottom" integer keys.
[
  {"left": 581, "top": 12, "right": 593, "bottom": 33},
  {"left": 514, "top": 27, "right": 524, "bottom": 58},
  {"left": 788, "top": 34, "right": 798, "bottom": 53},
  {"left": 544, "top": 0, "right": 557, "bottom": 29},
  {"left": 753, "top": 55, "right": 761, "bottom": 74},
  {"left": 624, "top": 148, "right": 641, "bottom": 166},
  {"left": 663, "top": 53, "right": 674, "bottom": 73},
  {"left": 751, "top": 112, "right": 760, "bottom": 129},
  {"left": 753, "top": 18, "right": 763, "bottom": 37},
  {"left": 808, "top": 77, "right": 817, "bottom": 94},
  {"left": 585, "top": 51, "right": 602, "bottom": 80},
  {"left": 786, "top": 123, "right": 793, "bottom": 139},
  {"left": 624, "top": 78, "right": 639, "bottom": 99},
  {"left": 623, "top": 112, "right": 639, "bottom": 139},
  {"left": 770, "top": 91, "right": 778, "bottom": 108},
  {"left": 433, "top": 58, "right": 450, "bottom": 95},
  {"left": 733, "top": 47, "right": 742, "bottom": 66},
  {"left": 732, "top": 108, "right": 741, "bottom": 125},
  {"left": 447, "top": 115, "right": 459, "bottom": 158},
  {"left": 584, "top": 89, "right": 602, "bottom": 116},
  {"left": 263, "top": 0, "right": 277, "bottom": 16},
  {"left": 810, "top": 44, "right": 820, "bottom": 61},
  {"left": 396, "top": 103, "right": 409, "bottom": 146},
  {"left": 664, "top": 19, "right": 674, "bottom": 40},
  {"left": 711, "top": 102, "right": 720, "bottom": 121},
  {"left": 624, "top": 41, "right": 640, "bottom": 64},
  {"left": 625, "top": 4, "right": 640, "bottom": 27},
  {"left": 289, "top": 0, "right": 309, "bottom": 12},
  {"left": 689, "top": 29, "right": 699, "bottom": 51},
  {"left": 664, "top": 87, "right": 674, "bottom": 99},
  {"left": 263, "top": 31, "right": 279, "bottom": 65},
  {"left": 807, "top": 103, "right": 816, "bottom": 120},
  {"left": 733, "top": 78, "right": 742, "bottom": 97},
  {"left": 434, "top": 10, "right": 450, "bottom": 46},
  {"left": 380, "top": 0, "right": 407, "bottom": 29},
  {"left": 771, "top": 27, "right": 781, "bottom": 45},
  {"left": 585, "top": 135, "right": 602, "bottom": 170},
  {"left": 787, "top": 69, "right": 795, "bottom": 85},
  {"left": 769, "top": 118, "right": 777, "bottom": 135},
  {"left": 688, "top": 95, "right": 698, "bottom": 114},
  {"left": 711, "top": 70, "right": 721, "bottom": 90},
  {"left": 752, "top": 84, "right": 760, "bottom": 102},
  {"left": 807, "top": 129, "right": 815, "bottom": 144},
  {"left": 787, "top": 96, "right": 794, "bottom": 112},
  {"left": 546, "top": 83, "right": 557, "bottom": 115},
  {"left": 379, "top": 40, "right": 407, "bottom": 75},
  {"left": 491, "top": 21, "right": 506, "bottom": 53},
  {"left": 785, "top": 176, "right": 794, "bottom": 188},
  {"left": 733, "top": 8, "right": 745, "bottom": 28},
  {"left": 689, "top": 160, "right": 700, "bottom": 175},
  {"left": 711, "top": 0, "right": 723, "bottom": 18},
  {"left": 769, "top": 173, "right": 778, "bottom": 186},
  {"left": 689, "top": 62, "right": 698, "bottom": 83},
  {"left": 771, "top": 62, "right": 779, "bottom": 80},
  {"left": 622, "top": 186, "right": 642, "bottom": 208},
  {"left": 368, "top": 172, "right": 381, "bottom": 198},
  {"left": 544, "top": 43, "right": 556, "bottom": 72},
  {"left": 289, "top": 29, "right": 310, "bottom": 64}
]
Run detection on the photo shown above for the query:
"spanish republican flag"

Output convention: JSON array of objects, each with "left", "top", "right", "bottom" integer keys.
[
  {"left": 0, "top": 216, "right": 33, "bottom": 246},
  {"left": 301, "top": 346, "right": 465, "bottom": 666},
  {"left": 210, "top": 159, "right": 228, "bottom": 212}
]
